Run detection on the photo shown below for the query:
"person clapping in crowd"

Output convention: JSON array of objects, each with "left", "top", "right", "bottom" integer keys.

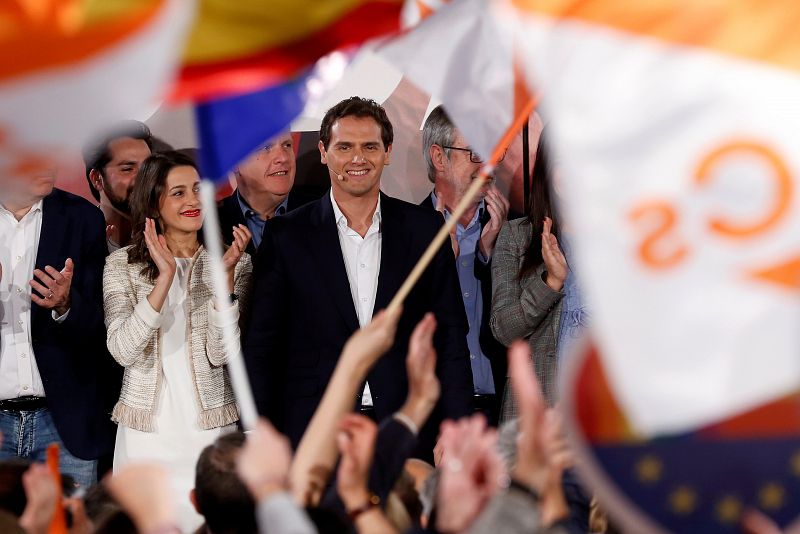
[{"left": 102, "top": 151, "right": 253, "bottom": 531}]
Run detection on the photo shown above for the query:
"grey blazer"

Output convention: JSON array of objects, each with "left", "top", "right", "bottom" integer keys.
[{"left": 490, "top": 218, "right": 563, "bottom": 421}]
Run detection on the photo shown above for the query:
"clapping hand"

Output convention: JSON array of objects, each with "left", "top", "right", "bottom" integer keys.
[
  {"left": 144, "top": 218, "right": 176, "bottom": 283},
  {"left": 223, "top": 224, "right": 252, "bottom": 292},
  {"left": 541, "top": 217, "right": 567, "bottom": 291},
  {"left": 436, "top": 415, "right": 507, "bottom": 533},
  {"left": 399, "top": 313, "right": 440, "bottom": 430},
  {"left": 336, "top": 414, "right": 378, "bottom": 511},
  {"left": 508, "top": 340, "right": 571, "bottom": 525},
  {"left": 478, "top": 185, "right": 510, "bottom": 259}
]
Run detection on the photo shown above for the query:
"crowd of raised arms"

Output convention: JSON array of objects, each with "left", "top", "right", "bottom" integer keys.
[{"left": 3, "top": 96, "right": 773, "bottom": 534}]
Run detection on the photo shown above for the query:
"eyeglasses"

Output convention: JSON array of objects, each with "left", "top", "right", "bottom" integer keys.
[{"left": 442, "top": 146, "right": 506, "bottom": 163}]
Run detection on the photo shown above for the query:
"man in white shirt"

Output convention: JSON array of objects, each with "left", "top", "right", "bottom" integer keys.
[
  {"left": 0, "top": 166, "right": 117, "bottom": 488},
  {"left": 244, "top": 97, "right": 473, "bottom": 458}
]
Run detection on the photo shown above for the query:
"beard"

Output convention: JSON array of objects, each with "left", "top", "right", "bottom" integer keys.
[{"left": 103, "top": 181, "right": 132, "bottom": 214}]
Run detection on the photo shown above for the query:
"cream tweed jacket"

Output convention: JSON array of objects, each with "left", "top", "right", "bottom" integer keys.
[{"left": 103, "top": 245, "right": 252, "bottom": 432}]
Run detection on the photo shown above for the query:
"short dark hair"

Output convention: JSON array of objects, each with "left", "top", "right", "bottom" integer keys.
[
  {"left": 319, "top": 97, "right": 393, "bottom": 150},
  {"left": 194, "top": 432, "right": 257, "bottom": 534},
  {"left": 82, "top": 121, "right": 153, "bottom": 201}
]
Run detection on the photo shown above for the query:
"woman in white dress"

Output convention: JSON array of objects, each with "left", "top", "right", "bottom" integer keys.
[{"left": 102, "top": 151, "right": 252, "bottom": 531}]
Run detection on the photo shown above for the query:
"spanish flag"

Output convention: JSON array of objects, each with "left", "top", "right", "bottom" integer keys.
[{"left": 174, "top": 0, "right": 404, "bottom": 179}]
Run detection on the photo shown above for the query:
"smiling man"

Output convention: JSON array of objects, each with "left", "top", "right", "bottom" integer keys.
[
  {"left": 83, "top": 120, "right": 153, "bottom": 251},
  {"left": 218, "top": 132, "right": 312, "bottom": 255},
  {"left": 243, "top": 97, "right": 473, "bottom": 459}
]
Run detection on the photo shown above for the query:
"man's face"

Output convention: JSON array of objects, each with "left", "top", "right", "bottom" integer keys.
[
  {"left": 319, "top": 116, "right": 391, "bottom": 199},
  {"left": 0, "top": 165, "right": 56, "bottom": 204},
  {"left": 236, "top": 133, "right": 296, "bottom": 197},
  {"left": 441, "top": 131, "right": 487, "bottom": 205},
  {"left": 97, "top": 137, "right": 151, "bottom": 213}
]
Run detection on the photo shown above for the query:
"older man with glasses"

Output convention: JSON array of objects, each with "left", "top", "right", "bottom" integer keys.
[{"left": 419, "top": 105, "right": 513, "bottom": 426}]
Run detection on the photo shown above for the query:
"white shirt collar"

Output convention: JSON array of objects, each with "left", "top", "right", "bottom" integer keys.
[
  {"left": 329, "top": 189, "right": 382, "bottom": 230},
  {"left": 0, "top": 198, "right": 44, "bottom": 220}
]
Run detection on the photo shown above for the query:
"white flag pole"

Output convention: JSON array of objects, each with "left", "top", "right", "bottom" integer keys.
[{"left": 199, "top": 179, "right": 258, "bottom": 431}]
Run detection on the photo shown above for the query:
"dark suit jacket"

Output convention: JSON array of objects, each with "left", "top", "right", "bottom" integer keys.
[
  {"left": 31, "top": 188, "right": 121, "bottom": 460},
  {"left": 217, "top": 189, "right": 315, "bottom": 256},
  {"left": 243, "top": 191, "right": 473, "bottom": 453},
  {"left": 419, "top": 194, "right": 511, "bottom": 420}
]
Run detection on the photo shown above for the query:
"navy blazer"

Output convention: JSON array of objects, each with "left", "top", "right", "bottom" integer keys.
[
  {"left": 243, "top": 192, "right": 473, "bottom": 453},
  {"left": 217, "top": 189, "right": 315, "bottom": 256},
  {"left": 30, "top": 189, "right": 120, "bottom": 460}
]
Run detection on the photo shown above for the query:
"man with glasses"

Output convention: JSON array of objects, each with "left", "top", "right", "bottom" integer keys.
[
  {"left": 218, "top": 132, "right": 313, "bottom": 255},
  {"left": 420, "top": 105, "right": 512, "bottom": 426}
]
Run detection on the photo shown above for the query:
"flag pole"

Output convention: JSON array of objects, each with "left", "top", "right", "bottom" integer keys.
[
  {"left": 387, "top": 97, "right": 538, "bottom": 314},
  {"left": 522, "top": 117, "right": 531, "bottom": 211},
  {"left": 199, "top": 180, "right": 259, "bottom": 431}
]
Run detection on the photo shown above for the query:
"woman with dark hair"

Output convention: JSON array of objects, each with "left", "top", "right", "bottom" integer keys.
[
  {"left": 102, "top": 151, "right": 252, "bottom": 530},
  {"left": 490, "top": 132, "right": 588, "bottom": 421}
]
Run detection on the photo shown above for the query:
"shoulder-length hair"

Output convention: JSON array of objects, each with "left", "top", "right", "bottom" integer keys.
[
  {"left": 127, "top": 151, "right": 200, "bottom": 281},
  {"left": 520, "top": 131, "right": 560, "bottom": 278}
]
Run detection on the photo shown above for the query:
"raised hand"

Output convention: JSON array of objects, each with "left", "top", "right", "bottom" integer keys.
[
  {"left": 508, "top": 340, "right": 571, "bottom": 525},
  {"left": 18, "top": 463, "right": 58, "bottom": 534},
  {"left": 339, "top": 306, "right": 402, "bottom": 374},
  {"left": 478, "top": 185, "right": 510, "bottom": 258},
  {"left": 143, "top": 218, "right": 176, "bottom": 283},
  {"left": 435, "top": 195, "right": 459, "bottom": 257},
  {"left": 399, "top": 313, "right": 440, "bottom": 430},
  {"left": 105, "top": 464, "right": 177, "bottom": 534},
  {"left": 435, "top": 415, "right": 507, "bottom": 533},
  {"left": 30, "top": 258, "right": 73, "bottom": 316},
  {"left": 223, "top": 224, "right": 252, "bottom": 292},
  {"left": 236, "top": 418, "right": 293, "bottom": 501},
  {"left": 542, "top": 216, "right": 567, "bottom": 291},
  {"left": 336, "top": 414, "right": 378, "bottom": 511},
  {"left": 223, "top": 224, "right": 252, "bottom": 271}
]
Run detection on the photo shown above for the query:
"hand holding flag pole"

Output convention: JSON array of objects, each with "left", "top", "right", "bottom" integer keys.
[
  {"left": 387, "top": 96, "right": 537, "bottom": 314},
  {"left": 199, "top": 182, "right": 258, "bottom": 431}
]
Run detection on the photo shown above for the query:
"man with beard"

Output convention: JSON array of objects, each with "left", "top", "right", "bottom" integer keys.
[
  {"left": 83, "top": 121, "right": 152, "bottom": 251},
  {"left": 420, "top": 106, "right": 511, "bottom": 426}
]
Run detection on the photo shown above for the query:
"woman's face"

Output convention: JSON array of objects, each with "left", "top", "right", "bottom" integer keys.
[{"left": 158, "top": 165, "right": 203, "bottom": 235}]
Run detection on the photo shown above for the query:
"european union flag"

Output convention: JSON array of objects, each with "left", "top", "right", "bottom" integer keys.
[{"left": 567, "top": 344, "right": 800, "bottom": 533}]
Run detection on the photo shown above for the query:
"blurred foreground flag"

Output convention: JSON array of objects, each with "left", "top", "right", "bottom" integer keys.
[
  {"left": 496, "top": 0, "right": 800, "bottom": 436},
  {"left": 0, "top": 0, "right": 192, "bottom": 178},
  {"left": 377, "top": 0, "right": 533, "bottom": 162},
  {"left": 174, "top": 0, "right": 404, "bottom": 179},
  {"left": 565, "top": 341, "right": 800, "bottom": 532}
]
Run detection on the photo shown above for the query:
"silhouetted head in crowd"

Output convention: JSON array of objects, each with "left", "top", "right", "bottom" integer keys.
[{"left": 191, "top": 432, "right": 257, "bottom": 534}]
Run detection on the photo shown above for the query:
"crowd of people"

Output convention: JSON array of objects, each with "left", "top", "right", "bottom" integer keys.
[{"left": 0, "top": 96, "right": 605, "bottom": 533}]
